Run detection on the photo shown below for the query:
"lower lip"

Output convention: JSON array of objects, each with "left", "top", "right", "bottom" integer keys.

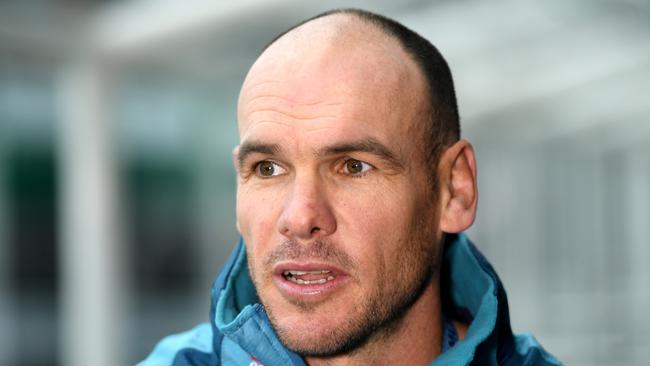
[{"left": 273, "top": 273, "right": 350, "bottom": 302}]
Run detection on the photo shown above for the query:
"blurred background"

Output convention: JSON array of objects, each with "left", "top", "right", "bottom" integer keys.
[{"left": 0, "top": 0, "right": 648, "bottom": 365}]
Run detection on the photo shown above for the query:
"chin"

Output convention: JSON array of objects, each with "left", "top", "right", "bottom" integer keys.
[
  {"left": 274, "top": 316, "right": 350, "bottom": 357},
  {"left": 265, "top": 298, "right": 375, "bottom": 357},
  {"left": 263, "top": 298, "right": 347, "bottom": 354}
]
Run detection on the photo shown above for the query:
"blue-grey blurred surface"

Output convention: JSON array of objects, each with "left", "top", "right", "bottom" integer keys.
[{"left": 0, "top": 0, "right": 648, "bottom": 365}]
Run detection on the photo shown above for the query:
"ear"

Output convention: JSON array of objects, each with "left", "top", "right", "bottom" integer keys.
[{"left": 438, "top": 140, "right": 478, "bottom": 233}]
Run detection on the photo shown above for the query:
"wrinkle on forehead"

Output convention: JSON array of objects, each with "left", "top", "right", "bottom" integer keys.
[
  {"left": 247, "top": 108, "right": 339, "bottom": 123},
  {"left": 239, "top": 89, "right": 346, "bottom": 138},
  {"left": 246, "top": 94, "right": 345, "bottom": 108}
]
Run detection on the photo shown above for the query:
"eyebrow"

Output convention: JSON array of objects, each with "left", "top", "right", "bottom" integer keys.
[
  {"left": 237, "top": 141, "right": 280, "bottom": 169},
  {"left": 237, "top": 137, "right": 405, "bottom": 170},
  {"left": 317, "top": 138, "right": 405, "bottom": 169}
]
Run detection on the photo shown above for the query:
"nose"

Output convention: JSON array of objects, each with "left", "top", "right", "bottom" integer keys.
[{"left": 277, "top": 175, "right": 337, "bottom": 240}]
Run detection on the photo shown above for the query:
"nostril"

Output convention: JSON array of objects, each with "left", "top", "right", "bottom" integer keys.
[{"left": 310, "top": 227, "right": 321, "bottom": 234}]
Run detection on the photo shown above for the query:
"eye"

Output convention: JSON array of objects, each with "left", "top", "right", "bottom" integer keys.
[
  {"left": 343, "top": 159, "right": 373, "bottom": 175},
  {"left": 255, "top": 160, "right": 287, "bottom": 177}
]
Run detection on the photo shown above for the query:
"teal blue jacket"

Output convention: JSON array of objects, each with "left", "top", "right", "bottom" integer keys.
[{"left": 139, "top": 234, "right": 562, "bottom": 365}]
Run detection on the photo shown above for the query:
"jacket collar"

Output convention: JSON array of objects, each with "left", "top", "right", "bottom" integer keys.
[{"left": 211, "top": 233, "right": 513, "bottom": 365}]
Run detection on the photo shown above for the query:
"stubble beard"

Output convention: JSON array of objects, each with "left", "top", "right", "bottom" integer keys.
[{"left": 251, "top": 228, "right": 439, "bottom": 358}]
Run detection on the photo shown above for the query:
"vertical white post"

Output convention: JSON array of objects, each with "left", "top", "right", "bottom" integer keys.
[
  {"left": 625, "top": 147, "right": 650, "bottom": 363},
  {"left": 56, "top": 59, "right": 123, "bottom": 366}
]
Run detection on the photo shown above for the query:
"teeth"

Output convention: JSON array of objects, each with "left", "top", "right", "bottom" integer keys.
[
  {"left": 282, "top": 269, "right": 336, "bottom": 285},
  {"left": 286, "top": 277, "right": 330, "bottom": 285},
  {"left": 283, "top": 270, "right": 331, "bottom": 276}
]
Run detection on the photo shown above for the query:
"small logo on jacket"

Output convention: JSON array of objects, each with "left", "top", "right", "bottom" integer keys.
[{"left": 249, "top": 356, "right": 265, "bottom": 366}]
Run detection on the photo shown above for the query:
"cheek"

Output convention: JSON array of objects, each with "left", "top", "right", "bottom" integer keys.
[
  {"left": 334, "top": 182, "right": 415, "bottom": 265},
  {"left": 336, "top": 180, "right": 414, "bottom": 235},
  {"left": 236, "top": 185, "right": 284, "bottom": 248}
]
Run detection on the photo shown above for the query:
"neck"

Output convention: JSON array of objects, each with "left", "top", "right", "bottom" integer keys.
[{"left": 305, "top": 280, "right": 442, "bottom": 366}]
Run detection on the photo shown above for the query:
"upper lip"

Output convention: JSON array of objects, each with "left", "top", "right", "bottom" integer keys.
[{"left": 273, "top": 261, "right": 348, "bottom": 278}]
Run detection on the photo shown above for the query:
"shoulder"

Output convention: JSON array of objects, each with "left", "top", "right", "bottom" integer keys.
[{"left": 137, "top": 323, "right": 217, "bottom": 366}]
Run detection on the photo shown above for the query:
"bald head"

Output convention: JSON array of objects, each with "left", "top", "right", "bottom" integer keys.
[
  {"left": 239, "top": 14, "right": 425, "bottom": 133},
  {"left": 251, "top": 13, "right": 398, "bottom": 71},
  {"left": 238, "top": 9, "right": 460, "bottom": 173}
]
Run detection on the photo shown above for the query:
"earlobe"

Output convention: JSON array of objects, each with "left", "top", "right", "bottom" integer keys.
[{"left": 439, "top": 140, "right": 478, "bottom": 233}]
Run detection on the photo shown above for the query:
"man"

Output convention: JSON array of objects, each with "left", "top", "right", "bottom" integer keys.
[{"left": 140, "top": 9, "right": 561, "bottom": 366}]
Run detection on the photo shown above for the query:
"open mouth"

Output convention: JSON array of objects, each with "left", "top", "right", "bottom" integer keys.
[
  {"left": 282, "top": 270, "right": 336, "bottom": 285},
  {"left": 274, "top": 263, "right": 349, "bottom": 300}
]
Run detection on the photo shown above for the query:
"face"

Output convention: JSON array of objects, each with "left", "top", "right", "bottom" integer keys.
[{"left": 235, "top": 19, "right": 443, "bottom": 356}]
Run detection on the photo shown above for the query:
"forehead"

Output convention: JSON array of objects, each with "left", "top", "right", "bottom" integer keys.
[{"left": 237, "top": 16, "right": 428, "bottom": 153}]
